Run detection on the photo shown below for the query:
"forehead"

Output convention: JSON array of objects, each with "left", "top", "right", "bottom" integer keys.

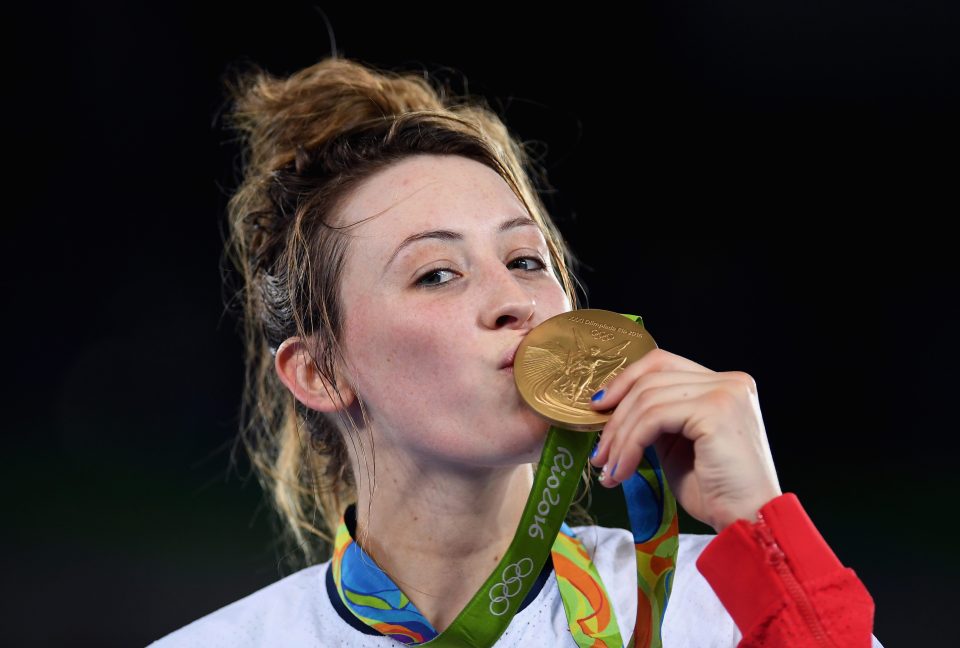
[{"left": 333, "top": 154, "right": 533, "bottom": 237}]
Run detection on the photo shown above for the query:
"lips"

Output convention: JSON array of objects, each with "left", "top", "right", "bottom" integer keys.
[{"left": 499, "top": 340, "right": 522, "bottom": 370}]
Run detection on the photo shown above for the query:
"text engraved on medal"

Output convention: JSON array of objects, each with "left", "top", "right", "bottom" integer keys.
[{"left": 565, "top": 314, "right": 644, "bottom": 338}]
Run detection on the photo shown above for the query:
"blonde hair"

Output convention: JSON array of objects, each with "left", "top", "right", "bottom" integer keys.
[{"left": 219, "top": 55, "right": 597, "bottom": 569}]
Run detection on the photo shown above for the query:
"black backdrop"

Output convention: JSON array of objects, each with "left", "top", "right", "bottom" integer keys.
[{"left": 6, "top": 2, "right": 959, "bottom": 646}]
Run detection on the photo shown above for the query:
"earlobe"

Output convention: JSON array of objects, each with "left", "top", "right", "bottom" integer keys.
[{"left": 274, "top": 337, "right": 356, "bottom": 413}]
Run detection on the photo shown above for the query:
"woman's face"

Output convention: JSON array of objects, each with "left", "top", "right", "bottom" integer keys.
[{"left": 334, "top": 153, "right": 572, "bottom": 468}]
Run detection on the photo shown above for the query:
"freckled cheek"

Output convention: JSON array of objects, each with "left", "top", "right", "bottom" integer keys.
[
  {"left": 545, "top": 285, "right": 573, "bottom": 317},
  {"left": 388, "top": 323, "right": 460, "bottom": 379},
  {"left": 346, "top": 317, "right": 461, "bottom": 398}
]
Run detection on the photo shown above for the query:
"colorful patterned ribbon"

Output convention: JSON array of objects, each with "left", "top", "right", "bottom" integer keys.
[{"left": 330, "top": 444, "right": 677, "bottom": 647}]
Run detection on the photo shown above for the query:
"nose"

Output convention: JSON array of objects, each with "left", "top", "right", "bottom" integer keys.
[{"left": 481, "top": 261, "right": 536, "bottom": 330}]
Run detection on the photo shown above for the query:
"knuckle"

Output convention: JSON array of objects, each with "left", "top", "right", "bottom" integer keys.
[
  {"left": 631, "top": 387, "right": 652, "bottom": 412},
  {"left": 707, "top": 388, "right": 739, "bottom": 411},
  {"left": 619, "top": 362, "right": 642, "bottom": 383},
  {"left": 732, "top": 370, "right": 757, "bottom": 393},
  {"left": 598, "top": 429, "right": 616, "bottom": 456},
  {"left": 604, "top": 407, "right": 623, "bottom": 432},
  {"left": 608, "top": 423, "right": 633, "bottom": 456},
  {"left": 642, "top": 402, "right": 662, "bottom": 424}
]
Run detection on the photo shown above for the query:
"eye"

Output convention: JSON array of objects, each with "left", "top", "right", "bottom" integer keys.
[
  {"left": 415, "top": 266, "right": 457, "bottom": 288},
  {"left": 414, "top": 256, "right": 548, "bottom": 289},
  {"left": 508, "top": 255, "right": 547, "bottom": 272}
]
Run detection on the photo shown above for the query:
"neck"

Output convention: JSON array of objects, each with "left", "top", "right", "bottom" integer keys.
[{"left": 352, "top": 455, "right": 534, "bottom": 633}]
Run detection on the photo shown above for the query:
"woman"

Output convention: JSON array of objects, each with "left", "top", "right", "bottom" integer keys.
[{"left": 151, "top": 56, "right": 884, "bottom": 647}]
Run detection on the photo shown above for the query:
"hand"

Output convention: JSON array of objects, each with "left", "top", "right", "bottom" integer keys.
[{"left": 587, "top": 348, "right": 783, "bottom": 533}]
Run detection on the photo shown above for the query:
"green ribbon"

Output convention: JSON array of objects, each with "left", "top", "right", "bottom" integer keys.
[{"left": 421, "top": 312, "right": 651, "bottom": 647}]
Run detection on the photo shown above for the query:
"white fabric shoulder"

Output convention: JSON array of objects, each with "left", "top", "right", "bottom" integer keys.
[
  {"left": 147, "top": 561, "right": 333, "bottom": 647},
  {"left": 146, "top": 525, "right": 885, "bottom": 647}
]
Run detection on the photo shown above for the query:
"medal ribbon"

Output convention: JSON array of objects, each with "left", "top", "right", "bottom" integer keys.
[{"left": 331, "top": 313, "right": 678, "bottom": 647}]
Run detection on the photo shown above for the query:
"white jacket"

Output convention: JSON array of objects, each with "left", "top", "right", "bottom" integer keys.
[{"left": 148, "top": 525, "right": 885, "bottom": 647}]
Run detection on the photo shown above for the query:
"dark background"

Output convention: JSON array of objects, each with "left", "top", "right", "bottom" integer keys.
[{"left": 7, "top": 1, "right": 958, "bottom": 646}]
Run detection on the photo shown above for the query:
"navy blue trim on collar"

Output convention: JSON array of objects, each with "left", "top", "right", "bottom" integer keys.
[{"left": 326, "top": 505, "right": 555, "bottom": 636}]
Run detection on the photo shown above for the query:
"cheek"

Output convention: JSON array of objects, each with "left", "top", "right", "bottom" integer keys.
[
  {"left": 551, "top": 289, "right": 573, "bottom": 317},
  {"left": 343, "top": 301, "right": 462, "bottom": 403}
]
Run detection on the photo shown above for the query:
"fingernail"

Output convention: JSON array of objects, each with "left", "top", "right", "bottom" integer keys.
[
  {"left": 590, "top": 442, "right": 599, "bottom": 459},
  {"left": 591, "top": 389, "right": 606, "bottom": 402},
  {"left": 610, "top": 461, "right": 618, "bottom": 480}
]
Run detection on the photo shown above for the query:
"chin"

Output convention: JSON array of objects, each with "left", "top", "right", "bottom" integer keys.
[
  {"left": 518, "top": 405, "right": 551, "bottom": 431},
  {"left": 517, "top": 420, "right": 551, "bottom": 461}
]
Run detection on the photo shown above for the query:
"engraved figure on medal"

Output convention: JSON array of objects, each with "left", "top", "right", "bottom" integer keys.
[
  {"left": 514, "top": 309, "right": 656, "bottom": 431},
  {"left": 523, "top": 329, "right": 631, "bottom": 416}
]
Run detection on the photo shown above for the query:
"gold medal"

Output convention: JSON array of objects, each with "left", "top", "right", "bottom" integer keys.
[{"left": 513, "top": 309, "right": 657, "bottom": 431}]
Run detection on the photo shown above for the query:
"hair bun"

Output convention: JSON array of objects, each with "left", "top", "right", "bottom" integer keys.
[{"left": 222, "top": 57, "right": 447, "bottom": 180}]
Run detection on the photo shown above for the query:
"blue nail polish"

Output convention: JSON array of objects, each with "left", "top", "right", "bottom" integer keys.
[
  {"left": 590, "top": 443, "right": 598, "bottom": 459},
  {"left": 591, "top": 389, "right": 605, "bottom": 402},
  {"left": 611, "top": 461, "right": 618, "bottom": 479}
]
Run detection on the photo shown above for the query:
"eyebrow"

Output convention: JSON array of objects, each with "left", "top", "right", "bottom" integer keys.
[{"left": 383, "top": 216, "right": 541, "bottom": 272}]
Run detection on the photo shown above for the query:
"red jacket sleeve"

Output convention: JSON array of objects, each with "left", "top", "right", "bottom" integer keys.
[{"left": 694, "top": 492, "right": 876, "bottom": 648}]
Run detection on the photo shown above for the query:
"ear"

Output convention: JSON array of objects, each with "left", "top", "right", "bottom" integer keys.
[{"left": 273, "top": 337, "right": 356, "bottom": 413}]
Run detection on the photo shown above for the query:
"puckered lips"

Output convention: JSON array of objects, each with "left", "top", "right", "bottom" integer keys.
[{"left": 499, "top": 339, "right": 522, "bottom": 370}]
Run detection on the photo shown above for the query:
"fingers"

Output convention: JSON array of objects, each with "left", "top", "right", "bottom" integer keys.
[
  {"left": 590, "top": 380, "right": 727, "bottom": 487},
  {"left": 589, "top": 375, "right": 720, "bottom": 467},
  {"left": 590, "top": 348, "right": 714, "bottom": 410},
  {"left": 592, "top": 397, "right": 677, "bottom": 487}
]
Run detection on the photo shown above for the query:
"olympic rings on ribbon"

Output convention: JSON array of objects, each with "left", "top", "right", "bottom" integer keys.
[{"left": 488, "top": 557, "right": 535, "bottom": 616}]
